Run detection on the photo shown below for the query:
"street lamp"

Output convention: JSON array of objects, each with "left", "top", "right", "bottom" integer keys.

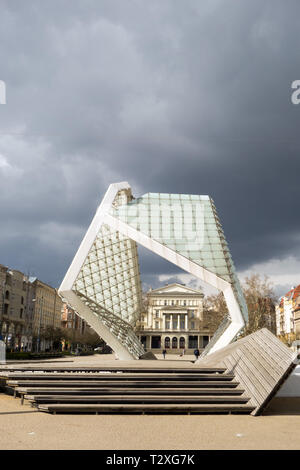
[
  {"left": 32, "top": 296, "right": 44, "bottom": 352},
  {"left": 0, "top": 280, "right": 5, "bottom": 339}
]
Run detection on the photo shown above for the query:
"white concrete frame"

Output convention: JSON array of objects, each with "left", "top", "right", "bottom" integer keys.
[{"left": 59, "top": 182, "right": 246, "bottom": 359}]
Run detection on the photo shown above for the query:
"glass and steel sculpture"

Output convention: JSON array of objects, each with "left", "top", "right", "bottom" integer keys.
[{"left": 59, "top": 182, "right": 248, "bottom": 360}]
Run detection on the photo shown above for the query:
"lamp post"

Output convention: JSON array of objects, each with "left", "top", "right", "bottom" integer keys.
[
  {"left": 32, "top": 295, "right": 44, "bottom": 352},
  {"left": 0, "top": 279, "right": 5, "bottom": 339}
]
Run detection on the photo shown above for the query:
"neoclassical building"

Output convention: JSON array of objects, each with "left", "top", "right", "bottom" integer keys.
[{"left": 136, "top": 283, "right": 213, "bottom": 354}]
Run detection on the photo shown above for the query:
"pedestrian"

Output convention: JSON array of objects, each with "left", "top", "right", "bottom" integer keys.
[
  {"left": 194, "top": 348, "right": 200, "bottom": 361},
  {"left": 162, "top": 349, "right": 167, "bottom": 359}
]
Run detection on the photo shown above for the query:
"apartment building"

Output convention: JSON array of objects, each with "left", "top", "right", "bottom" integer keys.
[
  {"left": 29, "top": 277, "right": 63, "bottom": 352},
  {"left": 0, "top": 264, "right": 32, "bottom": 350},
  {"left": 276, "top": 285, "right": 300, "bottom": 340}
]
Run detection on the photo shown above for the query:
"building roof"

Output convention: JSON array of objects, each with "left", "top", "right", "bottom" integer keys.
[
  {"left": 279, "top": 284, "right": 300, "bottom": 306},
  {"left": 148, "top": 283, "right": 203, "bottom": 296}
]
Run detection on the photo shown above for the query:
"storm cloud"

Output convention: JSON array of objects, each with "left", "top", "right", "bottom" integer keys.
[{"left": 0, "top": 0, "right": 300, "bottom": 298}]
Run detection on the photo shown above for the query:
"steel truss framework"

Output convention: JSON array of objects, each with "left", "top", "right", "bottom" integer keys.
[{"left": 59, "top": 182, "right": 248, "bottom": 360}]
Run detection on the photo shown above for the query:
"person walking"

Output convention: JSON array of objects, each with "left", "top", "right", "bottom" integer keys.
[
  {"left": 162, "top": 349, "right": 167, "bottom": 359},
  {"left": 194, "top": 348, "right": 200, "bottom": 361}
]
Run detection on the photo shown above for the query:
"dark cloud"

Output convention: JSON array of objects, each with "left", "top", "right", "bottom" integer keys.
[{"left": 0, "top": 0, "right": 300, "bottom": 295}]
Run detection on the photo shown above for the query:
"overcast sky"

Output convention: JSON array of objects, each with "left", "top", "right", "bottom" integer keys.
[{"left": 0, "top": 0, "right": 300, "bottom": 299}]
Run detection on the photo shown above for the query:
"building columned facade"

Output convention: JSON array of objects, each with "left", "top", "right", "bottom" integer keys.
[{"left": 136, "top": 283, "right": 213, "bottom": 354}]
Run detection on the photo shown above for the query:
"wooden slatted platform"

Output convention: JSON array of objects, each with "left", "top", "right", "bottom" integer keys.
[{"left": 198, "top": 328, "right": 297, "bottom": 415}]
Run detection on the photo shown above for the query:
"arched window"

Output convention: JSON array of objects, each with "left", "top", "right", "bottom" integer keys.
[
  {"left": 165, "top": 337, "right": 170, "bottom": 349},
  {"left": 172, "top": 337, "right": 178, "bottom": 349},
  {"left": 179, "top": 337, "right": 185, "bottom": 349},
  {"left": 5, "top": 291, "right": 9, "bottom": 300}
]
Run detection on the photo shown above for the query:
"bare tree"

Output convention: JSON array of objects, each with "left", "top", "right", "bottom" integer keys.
[
  {"left": 202, "top": 274, "right": 276, "bottom": 338},
  {"left": 240, "top": 274, "right": 276, "bottom": 336},
  {"left": 202, "top": 292, "right": 228, "bottom": 332}
]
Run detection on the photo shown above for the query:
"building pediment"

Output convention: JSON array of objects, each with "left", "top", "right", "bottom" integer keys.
[{"left": 149, "top": 283, "right": 203, "bottom": 296}]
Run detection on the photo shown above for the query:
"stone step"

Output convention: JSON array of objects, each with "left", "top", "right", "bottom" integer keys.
[
  {"left": 0, "top": 366, "right": 227, "bottom": 374},
  {"left": 17, "top": 386, "right": 245, "bottom": 396},
  {"left": 6, "top": 379, "right": 239, "bottom": 389},
  {"left": 37, "top": 402, "right": 255, "bottom": 414},
  {"left": 25, "top": 394, "right": 251, "bottom": 405},
  {"left": 3, "top": 372, "right": 232, "bottom": 381}
]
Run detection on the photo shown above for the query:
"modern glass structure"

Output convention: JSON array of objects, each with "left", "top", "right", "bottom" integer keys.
[{"left": 59, "top": 182, "right": 248, "bottom": 360}]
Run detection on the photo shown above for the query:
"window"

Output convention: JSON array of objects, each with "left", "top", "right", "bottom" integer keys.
[
  {"left": 155, "top": 321, "right": 159, "bottom": 329},
  {"left": 164, "top": 300, "right": 167, "bottom": 306},
  {"left": 179, "top": 337, "right": 185, "bottom": 348},
  {"left": 165, "top": 337, "right": 170, "bottom": 349},
  {"left": 151, "top": 336, "right": 161, "bottom": 349},
  {"left": 172, "top": 337, "right": 178, "bottom": 349},
  {"left": 155, "top": 310, "right": 159, "bottom": 318},
  {"left": 188, "top": 335, "right": 198, "bottom": 349},
  {"left": 173, "top": 315, "right": 178, "bottom": 329},
  {"left": 180, "top": 315, "right": 185, "bottom": 330},
  {"left": 191, "top": 321, "right": 195, "bottom": 330},
  {"left": 183, "top": 300, "right": 186, "bottom": 306}
]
